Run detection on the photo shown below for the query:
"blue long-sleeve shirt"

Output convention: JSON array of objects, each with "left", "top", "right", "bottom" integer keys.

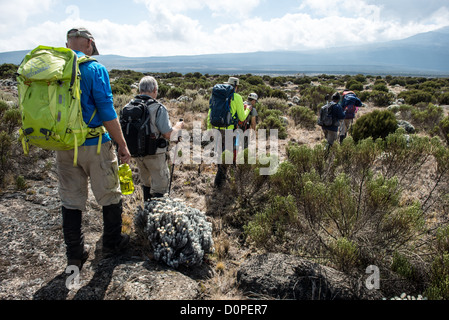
[{"left": 74, "top": 50, "right": 116, "bottom": 146}]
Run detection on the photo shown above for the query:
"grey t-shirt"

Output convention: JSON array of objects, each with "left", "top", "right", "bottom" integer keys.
[{"left": 155, "top": 105, "right": 172, "bottom": 136}]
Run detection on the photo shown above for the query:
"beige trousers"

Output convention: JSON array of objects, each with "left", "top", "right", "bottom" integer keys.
[
  {"left": 339, "top": 119, "right": 353, "bottom": 137},
  {"left": 134, "top": 153, "right": 170, "bottom": 195},
  {"left": 323, "top": 129, "right": 339, "bottom": 146},
  {"left": 56, "top": 141, "right": 122, "bottom": 211}
]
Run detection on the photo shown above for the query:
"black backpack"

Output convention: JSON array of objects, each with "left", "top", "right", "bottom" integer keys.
[
  {"left": 317, "top": 102, "right": 336, "bottom": 127},
  {"left": 120, "top": 96, "right": 163, "bottom": 157}
]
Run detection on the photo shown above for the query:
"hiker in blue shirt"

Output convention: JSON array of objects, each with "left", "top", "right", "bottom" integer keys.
[
  {"left": 57, "top": 27, "right": 131, "bottom": 270},
  {"left": 322, "top": 92, "right": 346, "bottom": 147}
]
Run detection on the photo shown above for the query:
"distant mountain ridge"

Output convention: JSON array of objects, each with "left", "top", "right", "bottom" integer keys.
[{"left": 1, "top": 27, "right": 449, "bottom": 76}]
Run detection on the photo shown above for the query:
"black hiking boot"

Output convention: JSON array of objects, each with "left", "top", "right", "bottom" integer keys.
[
  {"left": 67, "top": 245, "right": 90, "bottom": 270},
  {"left": 102, "top": 201, "right": 129, "bottom": 257},
  {"left": 143, "top": 186, "right": 152, "bottom": 203},
  {"left": 214, "top": 164, "right": 227, "bottom": 189},
  {"left": 62, "top": 207, "right": 89, "bottom": 269}
]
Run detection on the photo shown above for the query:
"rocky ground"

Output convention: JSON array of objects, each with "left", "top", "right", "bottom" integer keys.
[{"left": 1, "top": 79, "right": 448, "bottom": 302}]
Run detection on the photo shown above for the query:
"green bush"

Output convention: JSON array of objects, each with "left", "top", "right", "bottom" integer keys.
[
  {"left": 351, "top": 110, "right": 397, "bottom": 143},
  {"left": 257, "top": 113, "right": 287, "bottom": 140},
  {"left": 167, "top": 87, "right": 184, "bottom": 99},
  {"left": 391, "top": 252, "right": 417, "bottom": 280},
  {"left": 111, "top": 82, "right": 131, "bottom": 95},
  {"left": 440, "top": 116, "right": 449, "bottom": 146},
  {"left": 398, "top": 89, "right": 433, "bottom": 105},
  {"left": 426, "top": 226, "right": 449, "bottom": 300},
  {"left": 411, "top": 103, "right": 443, "bottom": 133},
  {"left": 329, "top": 237, "right": 360, "bottom": 271},
  {"left": 258, "top": 97, "right": 289, "bottom": 112},
  {"left": 301, "top": 85, "right": 334, "bottom": 112},
  {"left": 289, "top": 106, "right": 317, "bottom": 129},
  {"left": 438, "top": 92, "right": 449, "bottom": 105},
  {"left": 426, "top": 253, "right": 449, "bottom": 300},
  {"left": 0, "top": 63, "right": 18, "bottom": 79},
  {"left": 244, "top": 195, "right": 298, "bottom": 248},
  {"left": 2, "top": 108, "right": 21, "bottom": 134},
  {"left": 269, "top": 89, "right": 288, "bottom": 100},
  {"left": 0, "top": 131, "right": 12, "bottom": 184},
  {"left": 372, "top": 83, "right": 389, "bottom": 92},
  {"left": 346, "top": 80, "right": 364, "bottom": 91},
  {"left": 259, "top": 135, "right": 428, "bottom": 272},
  {"left": 367, "top": 90, "right": 395, "bottom": 107}
]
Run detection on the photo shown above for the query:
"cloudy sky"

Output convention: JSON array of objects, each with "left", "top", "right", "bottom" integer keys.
[{"left": 1, "top": 0, "right": 448, "bottom": 57}]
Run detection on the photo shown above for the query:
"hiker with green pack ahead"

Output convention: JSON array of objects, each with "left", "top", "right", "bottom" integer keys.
[{"left": 58, "top": 28, "right": 131, "bottom": 269}]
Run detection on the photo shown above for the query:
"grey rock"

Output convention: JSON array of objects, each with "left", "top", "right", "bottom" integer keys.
[{"left": 237, "top": 253, "right": 383, "bottom": 300}]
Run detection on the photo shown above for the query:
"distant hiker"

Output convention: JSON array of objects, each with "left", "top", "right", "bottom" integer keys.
[
  {"left": 207, "top": 77, "right": 251, "bottom": 188},
  {"left": 318, "top": 92, "right": 346, "bottom": 148},
  {"left": 241, "top": 93, "right": 259, "bottom": 131},
  {"left": 339, "top": 90, "right": 362, "bottom": 143},
  {"left": 122, "top": 76, "right": 184, "bottom": 203},
  {"left": 59, "top": 27, "right": 131, "bottom": 269}
]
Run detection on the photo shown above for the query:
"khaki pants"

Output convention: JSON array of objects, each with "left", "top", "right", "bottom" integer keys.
[
  {"left": 56, "top": 141, "right": 122, "bottom": 211},
  {"left": 323, "top": 129, "right": 339, "bottom": 146},
  {"left": 339, "top": 119, "right": 353, "bottom": 137},
  {"left": 134, "top": 153, "right": 170, "bottom": 195}
]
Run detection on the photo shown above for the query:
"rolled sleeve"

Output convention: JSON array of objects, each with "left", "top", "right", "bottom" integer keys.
[{"left": 156, "top": 106, "right": 173, "bottom": 136}]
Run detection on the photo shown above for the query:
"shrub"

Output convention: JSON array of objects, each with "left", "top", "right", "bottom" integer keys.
[
  {"left": 0, "top": 63, "right": 18, "bottom": 79},
  {"left": 269, "top": 89, "right": 288, "bottom": 100},
  {"left": 411, "top": 103, "right": 443, "bottom": 133},
  {"left": 301, "top": 85, "right": 335, "bottom": 112},
  {"left": 372, "top": 83, "right": 389, "bottom": 92},
  {"left": 368, "top": 90, "right": 395, "bottom": 107},
  {"left": 391, "top": 252, "right": 417, "bottom": 280},
  {"left": 346, "top": 80, "right": 364, "bottom": 91},
  {"left": 167, "top": 87, "right": 184, "bottom": 99},
  {"left": 426, "top": 226, "right": 449, "bottom": 300},
  {"left": 351, "top": 110, "right": 398, "bottom": 143},
  {"left": 2, "top": 108, "right": 21, "bottom": 134},
  {"left": 258, "top": 97, "right": 289, "bottom": 112},
  {"left": 244, "top": 195, "right": 298, "bottom": 248},
  {"left": 398, "top": 89, "right": 433, "bottom": 105},
  {"left": 0, "top": 100, "right": 8, "bottom": 117},
  {"left": 426, "top": 253, "right": 449, "bottom": 300},
  {"left": 263, "top": 136, "right": 427, "bottom": 271},
  {"left": 0, "top": 131, "right": 12, "bottom": 184},
  {"left": 289, "top": 106, "right": 317, "bottom": 129},
  {"left": 438, "top": 92, "right": 449, "bottom": 105},
  {"left": 440, "top": 116, "right": 449, "bottom": 146},
  {"left": 246, "top": 75, "right": 265, "bottom": 86},
  {"left": 111, "top": 82, "right": 131, "bottom": 95},
  {"left": 257, "top": 113, "right": 287, "bottom": 140},
  {"left": 329, "top": 237, "right": 360, "bottom": 271}
]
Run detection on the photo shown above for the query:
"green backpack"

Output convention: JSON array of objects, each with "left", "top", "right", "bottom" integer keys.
[{"left": 16, "top": 45, "right": 106, "bottom": 166}]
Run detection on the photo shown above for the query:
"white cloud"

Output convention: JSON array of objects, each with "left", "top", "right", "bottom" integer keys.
[
  {"left": 1, "top": 0, "right": 449, "bottom": 56},
  {"left": 0, "top": 0, "right": 55, "bottom": 25},
  {"left": 134, "top": 0, "right": 260, "bottom": 17}
]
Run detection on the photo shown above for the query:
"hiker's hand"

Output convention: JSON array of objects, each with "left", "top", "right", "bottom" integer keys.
[
  {"left": 175, "top": 121, "right": 184, "bottom": 130},
  {"left": 118, "top": 144, "right": 131, "bottom": 164}
]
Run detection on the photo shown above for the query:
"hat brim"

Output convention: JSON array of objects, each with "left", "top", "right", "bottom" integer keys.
[{"left": 91, "top": 41, "right": 99, "bottom": 56}]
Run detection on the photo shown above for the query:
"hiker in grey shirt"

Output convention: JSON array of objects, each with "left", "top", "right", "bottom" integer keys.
[{"left": 132, "top": 76, "right": 184, "bottom": 202}]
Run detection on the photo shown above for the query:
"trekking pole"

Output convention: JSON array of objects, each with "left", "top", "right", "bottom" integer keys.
[{"left": 168, "top": 119, "right": 183, "bottom": 196}]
